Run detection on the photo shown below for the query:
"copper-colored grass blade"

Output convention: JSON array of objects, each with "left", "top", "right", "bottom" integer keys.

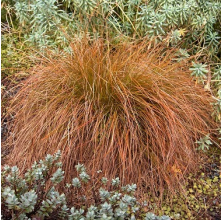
[{"left": 7, "top": 39, "right": 217, "bottom": 202}]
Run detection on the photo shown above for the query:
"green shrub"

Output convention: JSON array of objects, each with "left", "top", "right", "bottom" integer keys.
[
  {"left": 196, "top": 134, "right": 212, "bottom": 152},
  {"left": 3, "top": 0, "right": 221, "bottom": 58},
  {"left": 1, "top": 151, "right": 171, "bottom": 220}
]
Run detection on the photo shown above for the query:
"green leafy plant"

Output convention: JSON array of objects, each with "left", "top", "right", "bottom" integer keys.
[
  {"left": 189, "top": 62, "right": 209, "bottom": 83},
  {"left": 3, "top": 0, "right": 220, "bottom": 59},
  {"left": 1, "top": 151, "right": 171, "bottom": 220},
  {"left": 169, "top": 29, "right": 181, "bottom": 45},
  {"left": 196, "top": 134, "right": 213, "bottom": 152}
]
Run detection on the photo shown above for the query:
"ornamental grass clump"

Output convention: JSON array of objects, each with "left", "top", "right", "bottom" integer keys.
[{"left": 8, "top": 39, "right": 216, "bottom": 197}]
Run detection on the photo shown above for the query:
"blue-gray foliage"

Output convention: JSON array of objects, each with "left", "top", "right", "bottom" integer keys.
[
  {"left": 7, "top": 0, "right": 220, "bottom": 58},
  {"left": 1, "top": 151, "right": 171, "bottom": 220}
]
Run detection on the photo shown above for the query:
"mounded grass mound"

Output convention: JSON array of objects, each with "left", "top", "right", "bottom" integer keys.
[{"left": 8, "top": 39, "right": 216, "bottom": 196}]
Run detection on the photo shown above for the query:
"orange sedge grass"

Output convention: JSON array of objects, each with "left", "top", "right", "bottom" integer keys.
[{"left": 7, "top": 39, "right": 217, "bottom": 199}]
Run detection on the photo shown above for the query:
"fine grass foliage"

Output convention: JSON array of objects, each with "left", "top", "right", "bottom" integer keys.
[{"left": 8, "top": 39, "right": 217, "bottom": 198}]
